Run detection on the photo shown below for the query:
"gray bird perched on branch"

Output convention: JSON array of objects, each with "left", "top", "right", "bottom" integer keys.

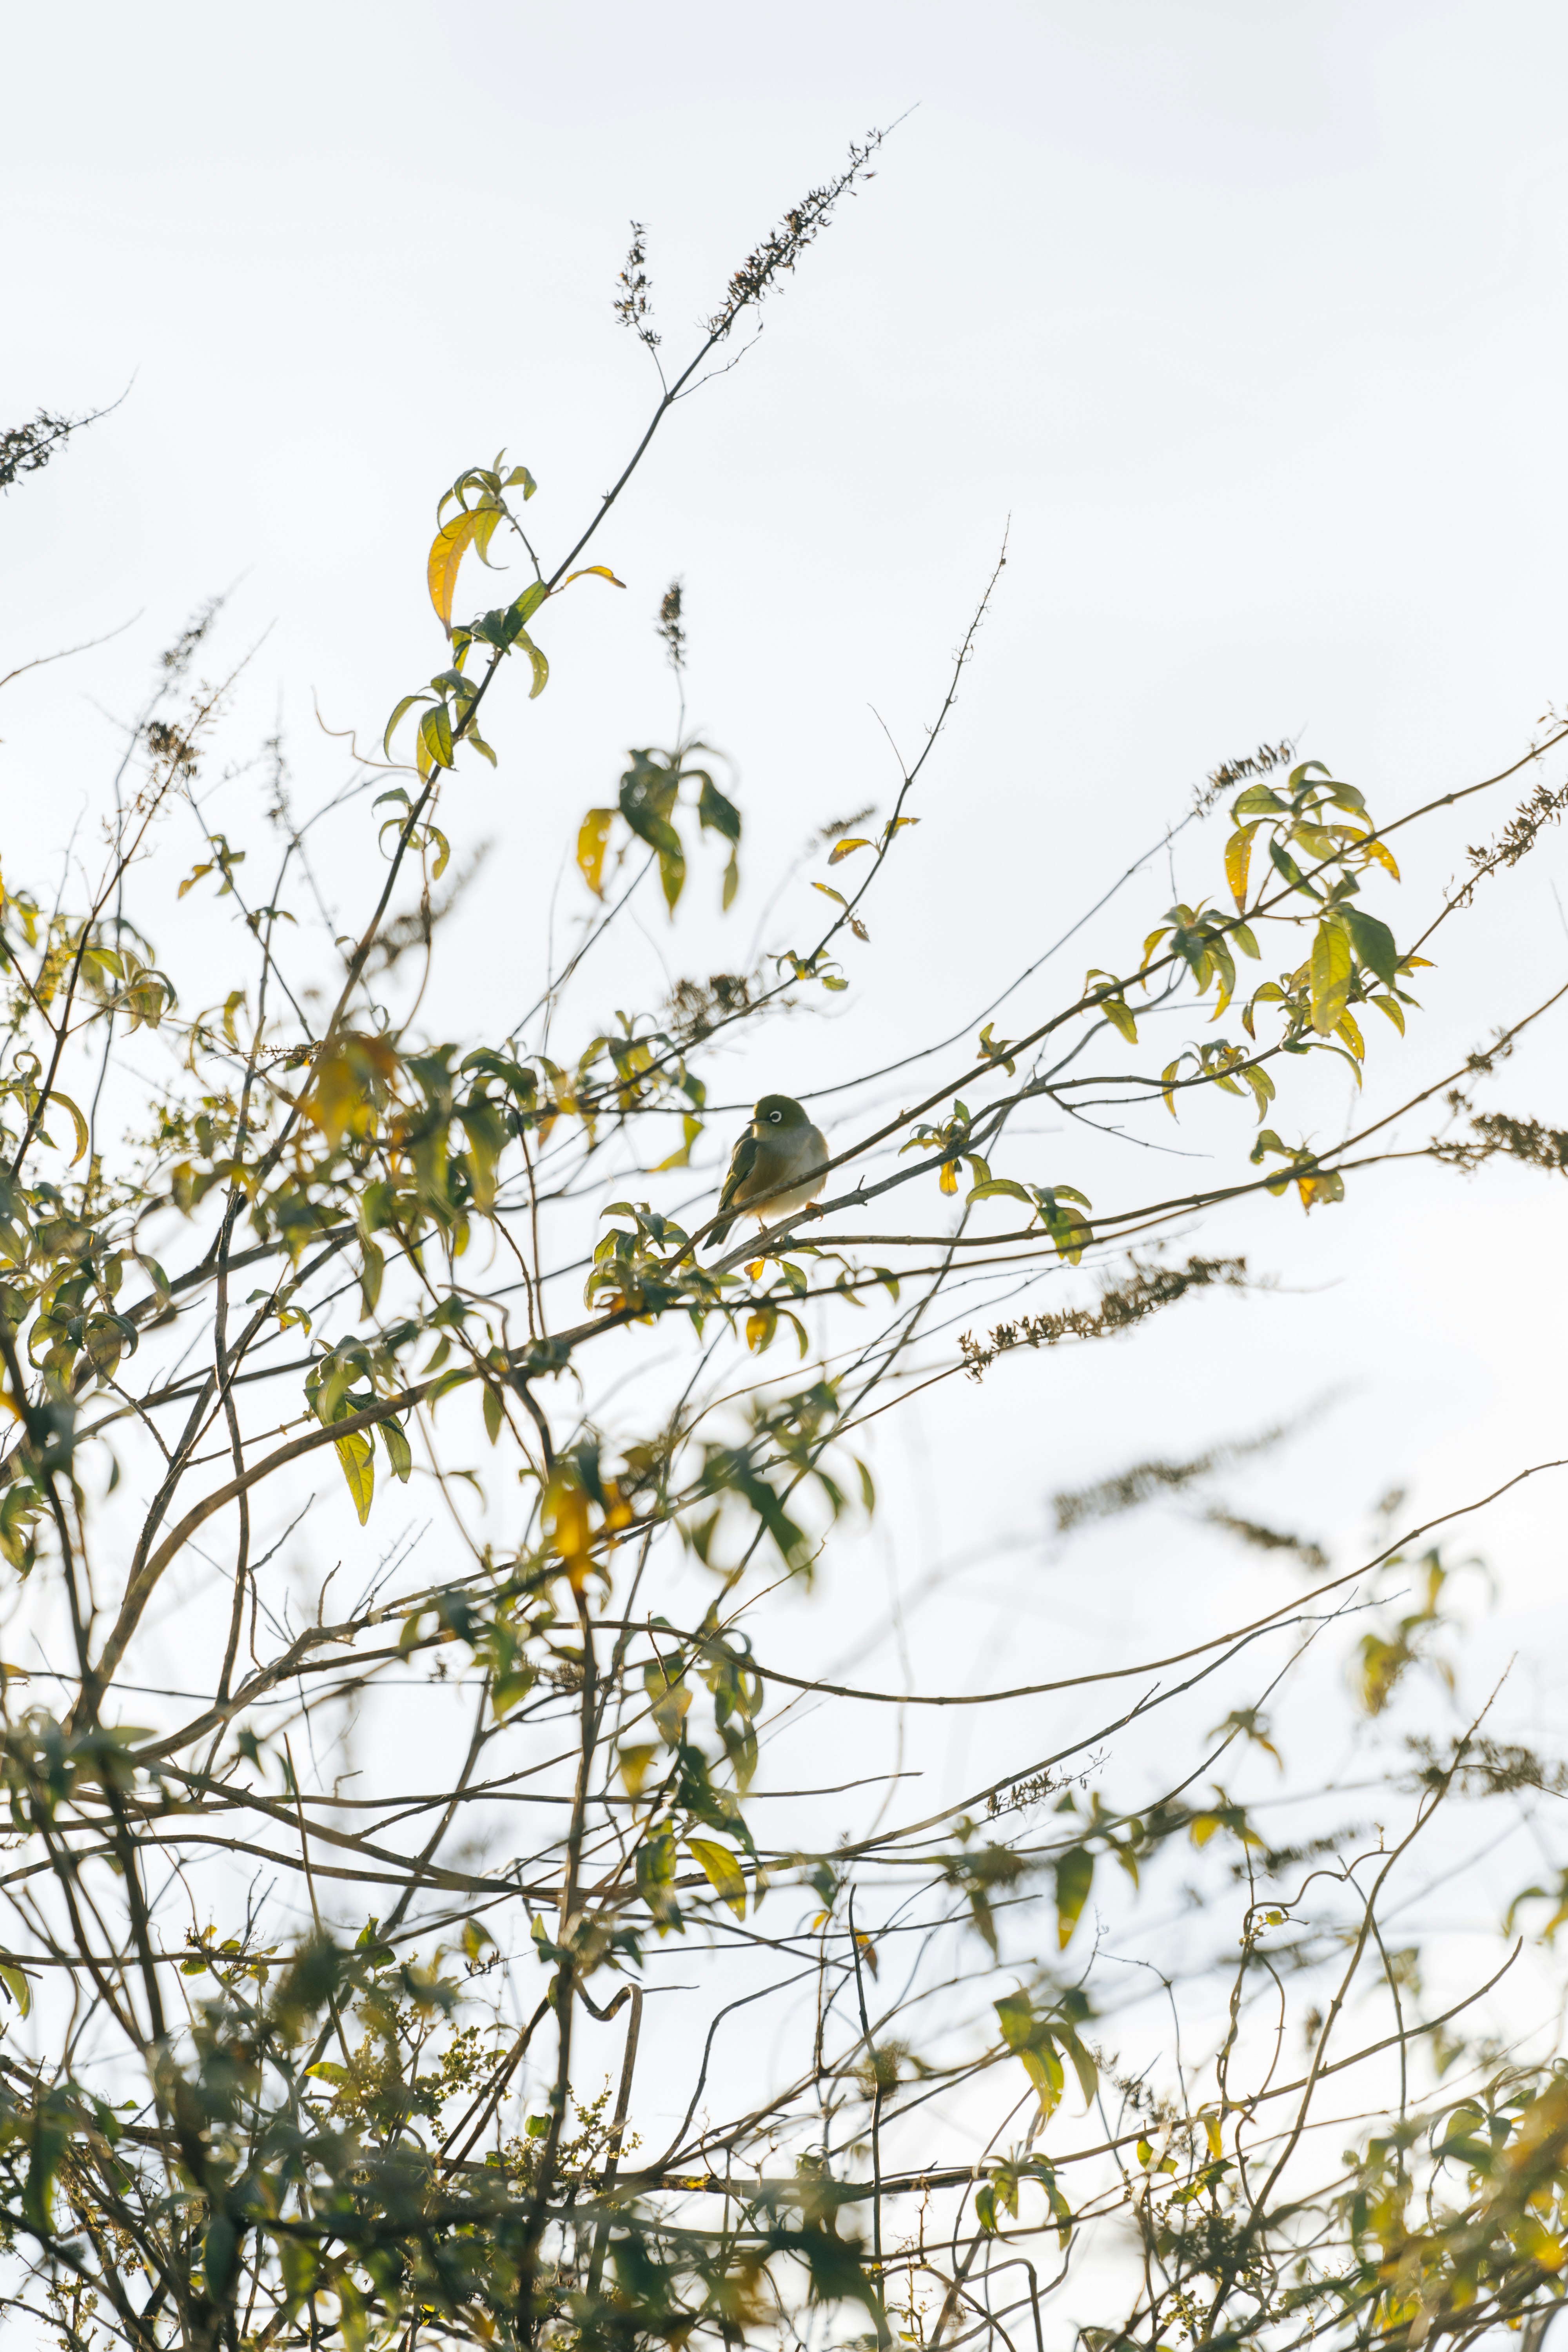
[{"left": 707, "top": 1094, "right": 829, "bottom": 1251}]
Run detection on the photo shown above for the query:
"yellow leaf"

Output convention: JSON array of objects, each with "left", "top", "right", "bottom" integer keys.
[
  {"left": 1203, "top": 2112, "right": 1223, "bottom": 2160},
  {"left": 1360, "top": 836, "right": 1401, "bottom": 881},
  {"left": 938, "top": 1160, "right": 959, "bottom": 1195},
  {"left": 544, "top": 1477, "right": 592, "bottom": 1580},
  {"left": 745, "top": 1305, "right": 776, "bottom": 1353},
  {"left": 427, "top": 510, "right": 482, "bottom": 635},
  {"left": 827, "top": 837, "right": 873, "bottom": 865},
  {"left": 1309, "top": 921, "right": 1352, "bottom": 1035},
  {"left": 52, "top": 1091, "right": 90, "bottom": 1165},
  {"left": 1335, "top": 1007, "right": 1365, "bottom": 1061},
  {"left": 1225, "top": 823, "right": 1259, "bottom": 910},
  {"left": 333, "top": 1431, "right": 375, "bottom": 1527},
  {"left": 559, "top": 564, "right": 627, "bottom": 590},
  {"left": 577, "top": 807, "right": 615, "bottom": 897},
  {"left": 687, "top": 1837, "right": 748, "bottom": 1919}
]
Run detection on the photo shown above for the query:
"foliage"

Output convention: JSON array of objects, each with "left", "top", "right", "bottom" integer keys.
[{"left": 2, "top": 140, "right": 1568, "bottom": 2352}]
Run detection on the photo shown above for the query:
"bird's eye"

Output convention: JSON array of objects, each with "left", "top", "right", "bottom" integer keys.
[{"left": 769, "top": 1109, "right": 781, "bottom": 1122}]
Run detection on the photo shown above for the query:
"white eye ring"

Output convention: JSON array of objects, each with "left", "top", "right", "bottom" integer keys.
[{"left": 769, "top": 1110, "right": 781, "bottom": 1122}]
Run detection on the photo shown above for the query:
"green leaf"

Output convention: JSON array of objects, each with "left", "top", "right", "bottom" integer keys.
[
  {"left": 1269, "top": 837, "right": 1316, "bottom": 898},
  {"left": 483, "top": 1383, "right": 504, "bottom": 1445},
  {"left": 1055, "top": 1846, "right": 1094, "bottom": 1948},
  {"left": 333, "top": 1431, "right": 375, "bottom": 1525},
  {"left": 0, "top": 1962, "right": 32, "bottom": 2018},
  {"left": 379, "top": 1420, "right": 412, "bottom": 1483},
  {"left": 698, "top": 777, "right": 741, "bottom": 842},
  {"left": 1232, "top": 784, "right": 1288, "bottom": 819},
  {"left": 687, "top": 1836, "right": 748, "bottom": 1919},
  {"left": 512, "top": 579, "right": 550, "bottom": 627},
  {"left": 1344, "top": 906, "right": 1399, "bottom": 989}
]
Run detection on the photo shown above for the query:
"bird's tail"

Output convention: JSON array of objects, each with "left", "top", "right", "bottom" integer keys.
[{"left": 706, "top": 1215, "right": 734, "bottom": 1254}]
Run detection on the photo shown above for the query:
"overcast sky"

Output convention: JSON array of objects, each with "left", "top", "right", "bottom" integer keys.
[{"left": 5, "top": 2, "right": 1568, "bottom": 1810}]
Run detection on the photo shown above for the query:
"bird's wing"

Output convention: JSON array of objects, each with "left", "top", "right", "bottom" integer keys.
[{"left": 716, "top": 1127, "right": 757, "bottom": 1216}]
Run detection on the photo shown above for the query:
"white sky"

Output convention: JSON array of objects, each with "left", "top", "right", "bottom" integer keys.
[{"left": 4, "top": 0, "right": 1568, "bottom": 1995}]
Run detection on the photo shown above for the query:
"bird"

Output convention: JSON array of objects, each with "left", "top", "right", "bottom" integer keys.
[{"left": 707, "top": 1094, "right": 829, "bottom": 1252}]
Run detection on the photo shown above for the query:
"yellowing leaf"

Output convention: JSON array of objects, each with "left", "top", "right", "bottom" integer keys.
[
  {"left": 53, "top": 1091, "right": 90, "bottom": 1165},
  {"left": 1336, "top": 1007, "right": 1365, "bottom": 1062},
  {"left": 519, "top": 630, "right": 549, "bottom": 699},
  {"left": 812, "top": 882, "right": 848, "bottom": 907},
  {"left": 827, "top": 837, "right": 873, "bottom": 865},
  {"left": 544, "top": 1477, "right": 592, "bottom": 1579},
  {"left": 427, "top": 509, "right": 482, "bottom": 635},
  {"left": 333, "top": 1431, "right": 375, "bottom": 1526},
  {"left": 1225, "top": 822, "right": 1260, "bottom": 910},
  {"left": 577, "top": 807, "right": 615, "bottom": 897},
  {"left": 559, "top": 564, "right": 627, "bottom": 590},
  {"left": 1360, "top": 835, "right": 1401, "bottom": 880},
  {"left": 687, "top": 1837, "right": 748, "bottom": 1919},
  {"left": 417, "top": 703, "right": 454, "bottom": 774},
  {"left": 0, "top": 1962, "right": 32, "bottom": 2018},
  {"left": 1309, "top": 920, "right": 1352, "bottom": 1036},
  {"left": 1203, "top": 2112, "right": 1224, "bottom": 2161}
]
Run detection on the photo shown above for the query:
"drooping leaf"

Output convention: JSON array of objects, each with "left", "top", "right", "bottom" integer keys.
[
  {"left": 379, "top": 1419, "right": 412, "bottom": 1483},
  {"left": 559, "top": 564, "right": 627, "bottom": 590},
  {"left": 1309, "top": 920, "right": 1353, "bottom": 1035},
  {"left": 697, "top": 775, "right": 741, "bottom": 842},
  {"left": 1055, "top": 1845, "right": 1094, "bottom": 1948},
  {"left": 1344, "top": 905, "right": 1399, "bottom": 989},
  {"left": 383, "top": 694, "right": 429, "bottom": 760},
  {"left": 688, "top": 1836, "right": 748, "bottom": 1918},
  {"left": 333, "top": 1431, "right": 375, "bottom": 1526},
  {"left": 417, "top": 702, "right": 454, "bottom": 774},
  {"left": 427, "top": 509, "right": 482, "bottom": 634},
  {"left": 1360, "top": 835, "right": 1401, "bottom": 881},
  {"left": 577, "top": 807, "right": 615, "bottom": 897},
  {"left": 1225, "top": 822, "right": 1260, "bottom": 909},
  {"left": 53, "top": 1090, "right": 89, "bottom": 1165}
]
